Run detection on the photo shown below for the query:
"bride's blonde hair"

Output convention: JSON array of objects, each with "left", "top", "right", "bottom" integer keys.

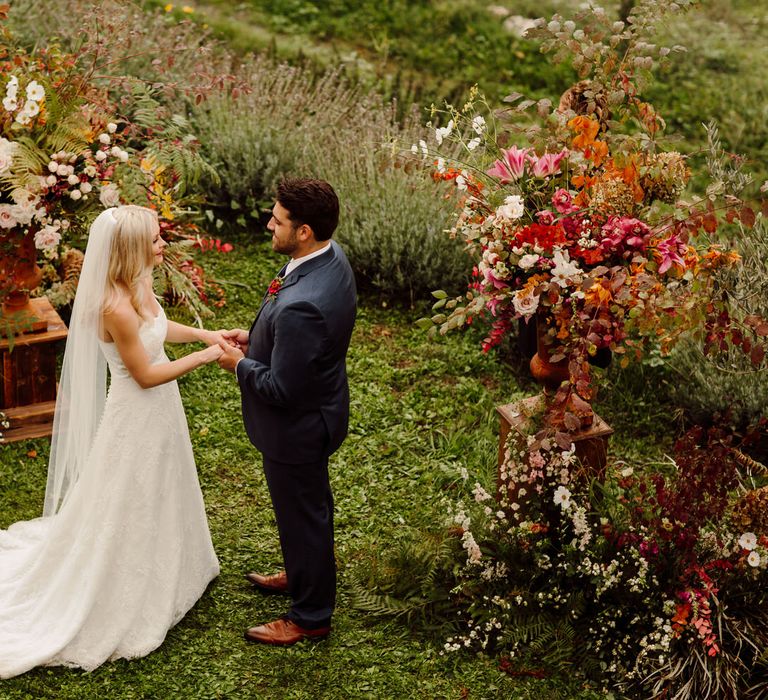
[{"left": 102, "top": 205, "right": 158, "bottom": 322}]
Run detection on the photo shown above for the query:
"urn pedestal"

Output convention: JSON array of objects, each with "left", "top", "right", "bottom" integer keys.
[
  {"left": 1, "top": 297, "right": 67, "bottom": 443},
  {"left": 496, "top": 395, "right": 613, "bottom": 483}
]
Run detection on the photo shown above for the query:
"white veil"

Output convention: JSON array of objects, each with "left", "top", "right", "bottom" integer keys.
[{"left": 44, "top": 208, "right": 118, "bottom": 516}]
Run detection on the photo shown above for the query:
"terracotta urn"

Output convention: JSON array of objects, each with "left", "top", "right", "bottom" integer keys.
[{"left": 0, "top": 229, "right": 43, "bottom": 314}]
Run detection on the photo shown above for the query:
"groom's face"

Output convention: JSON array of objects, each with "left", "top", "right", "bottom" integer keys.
[{"left": 267, "top": 202, "right": 299, "bottom": 256}]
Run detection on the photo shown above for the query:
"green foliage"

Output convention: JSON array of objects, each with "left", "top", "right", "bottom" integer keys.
[
  {"left": 192, "top": 61, "right": 471, "bottom": 300},
  {"left": 667, "top": 126, "right": 768, "bottom": 425},
  {"left": 349, "top": 528, "right": 459, "bottom": 627}
]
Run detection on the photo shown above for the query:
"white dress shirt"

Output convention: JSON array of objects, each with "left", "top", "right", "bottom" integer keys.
[{"left": 284, "top": 241, "right": 332, "bottom": 277}]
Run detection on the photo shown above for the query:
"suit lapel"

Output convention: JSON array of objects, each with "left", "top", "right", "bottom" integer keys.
[{"left": 250, "top": 246, "right": 336, "bottom": 333}]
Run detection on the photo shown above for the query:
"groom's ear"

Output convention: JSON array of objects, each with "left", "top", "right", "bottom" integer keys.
[{"left": 297, "top": 223, "right": 315, "bottom": 242}]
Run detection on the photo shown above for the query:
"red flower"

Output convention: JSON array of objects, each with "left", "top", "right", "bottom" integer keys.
[{"left": 266, "top": 276, "right": 284, "bottom": 301}]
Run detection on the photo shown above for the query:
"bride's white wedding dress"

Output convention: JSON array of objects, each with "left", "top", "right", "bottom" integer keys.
[{"left": 0, "top": 307, "right": 219, "bottom": 679}]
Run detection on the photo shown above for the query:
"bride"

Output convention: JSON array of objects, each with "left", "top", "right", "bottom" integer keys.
[{"left": 0, "top": 205, "right": 223, "bottom": 678}]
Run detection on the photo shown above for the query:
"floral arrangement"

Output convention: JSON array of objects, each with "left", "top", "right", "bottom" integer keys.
[
  {"left": 0, "top": 12, "right": 230, "bottom": 326},
  {"left": 439, "top": 417, "right": 768, "bottom": 698},
  {"left": 417, "top": 1, "right": 766, "bottom": 420}
]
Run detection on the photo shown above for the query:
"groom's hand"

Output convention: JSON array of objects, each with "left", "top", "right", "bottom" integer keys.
[
  {"left": 222, "top": 328, "right": 249, "bottom": 354},
  {"left": 217, "top": 340, "right": 244, "bottom": 373},
  {"left": 199, "top": 328, "right": 236, "bottom": 348}
]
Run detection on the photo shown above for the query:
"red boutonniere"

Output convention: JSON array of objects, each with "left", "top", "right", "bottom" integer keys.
[{"left": 266, "top": 276, "right": 284, "bottom": 302}]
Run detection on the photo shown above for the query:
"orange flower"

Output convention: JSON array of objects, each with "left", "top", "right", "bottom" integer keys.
[
  {"left": 585, "top": 281, "right": 613, "bottom": 307},
  {"left": 568, "top": 115, "right": 600, "bottom": 148}
]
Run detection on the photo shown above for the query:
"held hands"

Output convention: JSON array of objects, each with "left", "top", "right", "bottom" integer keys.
[
  {"left": 215, "top": 328, "right": 248, "bottom": 373},
  {"left": 200, "top": 328, "right": 239, "bottom": 349}
]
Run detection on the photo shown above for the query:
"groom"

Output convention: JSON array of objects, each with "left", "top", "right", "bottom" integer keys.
[{"left": 217, "top": 178, "right": 356, "bottom": 645}]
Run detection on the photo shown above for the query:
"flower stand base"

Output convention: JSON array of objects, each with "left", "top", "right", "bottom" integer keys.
[
  {"left": 496, "top": 394, "right": 613, "bottom": 483},
  {"left": 1, "top": 297, "right": 68, "bottom": 443}
]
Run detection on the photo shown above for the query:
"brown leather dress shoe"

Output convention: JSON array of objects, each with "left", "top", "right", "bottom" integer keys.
[
  {"left": 245, "top": 570, "right": 289, "bottom": 594},
  {"left": 244, "top": 617, "right": 331, "bottom": 646}
]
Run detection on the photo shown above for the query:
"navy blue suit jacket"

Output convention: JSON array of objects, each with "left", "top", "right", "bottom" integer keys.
[{"left": 236, "top": 241, "right": 357, "bottom": 464}]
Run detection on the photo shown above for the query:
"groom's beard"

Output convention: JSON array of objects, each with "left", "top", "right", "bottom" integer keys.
[{"left": 271, "top": 227, "right": 299, "bottom": 256}]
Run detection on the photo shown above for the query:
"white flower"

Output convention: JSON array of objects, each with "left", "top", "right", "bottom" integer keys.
[
  {"left": 10, "top": 193, "right": 40, "bottom": 225},
  {"left": 107, "top": 122, "right": 118, "bottom": 133},
  {"left": 455, "top": 174, "right": 468, "bottom": 191},
  {"left": 2, "top": 96, "right": 17, "bottom": 112},
  {"left": 467, "top": 137, "right": 481, "bottom": 151},
  {"left": 99, "top": 183, "right": 121, "bottom": 208},
  {"left": 83, "top": 165, "right": 97, "bottom": 177},
  {"left": 553, "top": 485, "right": 572, "bottom": 510},
  {"left": 551, "top": 248, "right": 583, "bottom": 288},
  {"left": 517, "top": 253, "right": 539, "bottom": 271},
  {"left": 47, "top": 161, "right": 58, "bottom": 173},
  {"left": 33, "top": 224, "right": 61, "bottom": 252},
  {"left": 748, "top": 551, "right": 761, "bottom": 568},
  {"left": 26, "top": 80, "right": 45, "bottom": 102},
  {"left": 410, "top": 143, "right": 418, "bottom": 155},
  {"left": 45, "top": 174, "right": 57, "bottom": 186},
  {"left": 69, "top": 189, "right": 82, "bottom": 200},
  {"left": 435, "top": 119, "right": 454, "bottom": 145},
  {"left": 98, "top": 133, "right": 111, "bottom": 145},
  {"left": 67, "top": 173, "right": 80, "bottom": 186},
  {"left": 435, "top": 157, "right": 446, "bottom": 174},
  {"left": 56, "top": 163, "right": 69, "bottom": 176},
  {"left": 512, "top": 289, "right": 539, "bottom": 317},
  {"left": 95, "top": 150, "right": 107, "bottom": 162},
  {"left": 19, "top": 100, "right": 40, "bottom": 118},
  {"left": 80, "top": 181, "right": 93, "bottom": 194},
  {"left": 0, "top": 204, "right": 17, "bottom": 229},
  {"left": 118, "top": 150, "right": 129, "bottom": 163},
  {"left": 0, "top": 138, "right": 16, "bottom": 174},
  {"left": 496, "top": 194, "right": 525, "bottom": 221},
  {"left": 620, "top": 466, "right": 634, "bottom": 477},
  {"left": 739, "top": 532, "right": 758, "bottom": 551},
  {"left": 471, "top": 115, "right": 486, "bottom": 135}
]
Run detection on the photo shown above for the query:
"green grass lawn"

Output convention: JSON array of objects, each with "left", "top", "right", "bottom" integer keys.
[{"left": 0, "top": 232, "right": 673, "bottom": 699}]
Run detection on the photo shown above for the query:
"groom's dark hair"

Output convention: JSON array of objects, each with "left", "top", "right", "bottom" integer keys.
[{"left": 277, "top": 178, "right": 339, "bottom": 241}]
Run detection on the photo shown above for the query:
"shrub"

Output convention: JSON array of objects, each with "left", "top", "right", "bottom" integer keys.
[{"left": 192, "top": 60, "right": 471, "bottom": 300}]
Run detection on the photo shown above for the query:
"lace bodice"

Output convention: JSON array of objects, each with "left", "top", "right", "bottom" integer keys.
[{"left": 98, "top": 307, "right": 168, "bottom": 381}]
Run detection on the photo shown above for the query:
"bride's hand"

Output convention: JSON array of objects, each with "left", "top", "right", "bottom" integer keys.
[{"left": 198, "top": 344, "right": 224, "bottom": 364}]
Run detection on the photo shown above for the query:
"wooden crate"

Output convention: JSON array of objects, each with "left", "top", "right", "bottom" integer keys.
[{"left": 1, "top": 298, "right": 68, "bottom": 443}]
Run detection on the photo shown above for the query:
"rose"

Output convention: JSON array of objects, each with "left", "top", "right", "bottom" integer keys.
[
  {"left": 33, "top": 224, "right": 61, "bottom": 252},
  {"left": 512, "top": 288, "right": 539, "bottom": 317},
  {"left": 0, "top": 204, "right": 17, "bottom": 229},
  {"left": 99, "top": 183, "right": 120, "bottom": 208}
]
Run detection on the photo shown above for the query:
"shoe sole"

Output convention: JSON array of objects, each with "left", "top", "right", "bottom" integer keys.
[{"left": 243, "top": 631, "right": 330, "bottom": 646}]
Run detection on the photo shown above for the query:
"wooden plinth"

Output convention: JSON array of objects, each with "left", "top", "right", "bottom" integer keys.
[
  {"left": 1, "top": 297, "right": 67, "bottom": 443},
  {"left": 497, "top": 394, "right": 613, "bottom": 480}
]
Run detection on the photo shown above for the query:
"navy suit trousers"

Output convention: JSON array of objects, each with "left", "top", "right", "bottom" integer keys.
[{"left": 262, "top": 454, "right": 335, "bottom": 630}]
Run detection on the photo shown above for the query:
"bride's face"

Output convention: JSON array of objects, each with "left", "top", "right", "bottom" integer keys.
[{"left": 151, "top": 225, "right": 167, "bottom": 266}]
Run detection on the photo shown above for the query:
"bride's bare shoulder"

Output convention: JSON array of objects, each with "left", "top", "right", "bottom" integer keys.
[{"left": 102, "top": 294, "right": 140, "bottom": 336}]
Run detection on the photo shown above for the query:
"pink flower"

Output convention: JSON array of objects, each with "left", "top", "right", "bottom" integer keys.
[
  {"left": 599, "top": 216, "right": 651, "bottom": 256},
  {"left": 655, "top": 233, "right": 688, "bottom": 274},
  {"left": 536, "top": 209, "right": 556, "bottom": 225},
  {"left": 0, "top": 204, "right": 17, "bottom": 229},
  {"left": 486, "top": 145, "right": 529, "bottom": 182},
  {"left": 552, "top": 188, "right": 575, "bottom": 214},
  {"left": 529, "top": 149, "right": 568, "bottom": 178},
  {"left": 486, "top": 296, "right": 502, "bottom": 316}
]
